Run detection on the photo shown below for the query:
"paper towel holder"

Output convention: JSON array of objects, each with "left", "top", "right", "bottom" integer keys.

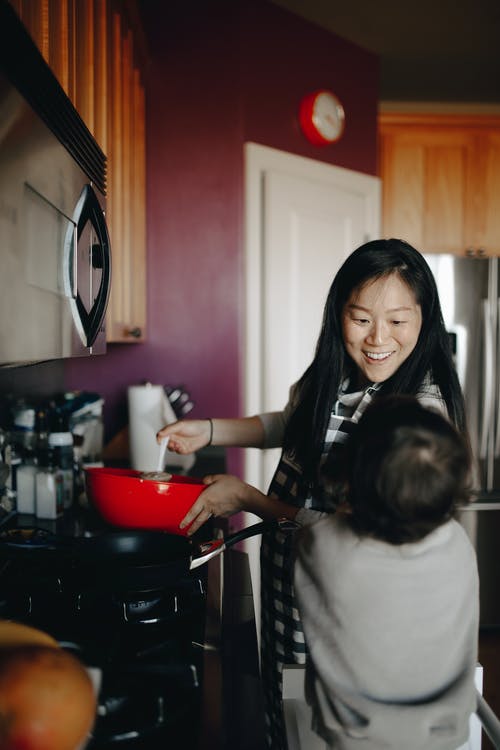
[{"left": 127, "top": 383, "right": 195, "bottom": 473}]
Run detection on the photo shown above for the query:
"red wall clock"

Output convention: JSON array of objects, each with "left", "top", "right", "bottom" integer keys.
[{"left": 298, "top": 89, "right": 345, "bottom": 146}]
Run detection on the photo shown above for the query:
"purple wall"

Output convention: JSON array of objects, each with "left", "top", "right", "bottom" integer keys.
[
  {"left": 65, "top": 0, "right": 379, "bottom": 475},
  {"left": 239, "top": 2, "right": 378, "bottom": 174}
]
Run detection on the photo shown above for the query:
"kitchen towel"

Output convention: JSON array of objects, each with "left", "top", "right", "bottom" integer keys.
[{"left": 127, "top": 383, "right": 195, "bottom": 472}]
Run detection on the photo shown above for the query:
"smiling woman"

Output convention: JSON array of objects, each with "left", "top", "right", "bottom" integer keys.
[
  {"left": 342, "top": 273, "right": 423, "bottom": 386},
  {"left": 155, "top": 238, "right": 469, "bottom": 750}
]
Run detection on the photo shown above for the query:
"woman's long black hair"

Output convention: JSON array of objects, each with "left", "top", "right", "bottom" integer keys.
[{"left": 282, "top": 238, "right": 467, "bottom": 483}]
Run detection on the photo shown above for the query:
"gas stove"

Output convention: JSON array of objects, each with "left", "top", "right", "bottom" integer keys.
[{"left": 0, "top": 511, "right": 212, "bottom": 749}]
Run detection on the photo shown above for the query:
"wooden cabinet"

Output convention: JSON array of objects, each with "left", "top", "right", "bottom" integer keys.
[
  {"left": 379, "top": 113, "right": 500, "bottom": 255},
  {"left": 105, "top": 6, "right": 147, "bottom": 342},
  {"left": 8, "top": 0, "right": 147, "bottom": 342}
]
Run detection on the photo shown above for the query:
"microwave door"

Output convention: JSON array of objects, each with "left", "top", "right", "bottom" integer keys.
[{"left": 22, "top": 183, "right": 88, "bottom": 361}]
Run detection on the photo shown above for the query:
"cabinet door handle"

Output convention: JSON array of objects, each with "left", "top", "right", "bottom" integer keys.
[{"left": 126, "top": 327, "right": 142, "bottom": 338}]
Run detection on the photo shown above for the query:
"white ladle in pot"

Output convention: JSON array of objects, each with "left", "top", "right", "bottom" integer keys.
[
  {"left": 139, "top": 437, "right": 172, "bottom": 481},
  {"left": 157, "top": 436, "right": 170, "bottom": 472}
]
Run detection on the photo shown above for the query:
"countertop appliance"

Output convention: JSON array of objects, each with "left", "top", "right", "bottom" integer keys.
[
  {"left": 424, "top": 252, "right": 500, "bottom": 627},
  {"left": 0, "top": 1, "right": 111, "bottom": 367}
]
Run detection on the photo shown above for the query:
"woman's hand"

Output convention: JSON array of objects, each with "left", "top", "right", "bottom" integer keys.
[
  {"left": 156, "top": 419, "right": 211, "bottom": 454},
  {"left": 180, "top": 473, "right": 301, "bottom": 535},
  {"left": 180, "top": 474, "right": 253, "bottom": 535}
]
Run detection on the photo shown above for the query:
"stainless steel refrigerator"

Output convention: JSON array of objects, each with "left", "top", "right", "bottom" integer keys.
[{"left": 424, "top": 253, "right": 500, "bottom": 627}]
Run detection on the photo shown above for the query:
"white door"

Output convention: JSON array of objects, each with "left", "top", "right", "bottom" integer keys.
[
  {"left": 245, "top": 143, "right": 381, "bottom": 492},
  {"left": 243, "top": 143, "right": 381, "bottom": 649}
]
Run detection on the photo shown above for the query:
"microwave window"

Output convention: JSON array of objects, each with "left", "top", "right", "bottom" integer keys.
[{"left": 23, "top": 182, "right": 72, "bottom": 297}]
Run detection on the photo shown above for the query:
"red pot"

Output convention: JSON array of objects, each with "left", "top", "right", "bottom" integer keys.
[{"left": 84, "top": 467, "right": 205, "bottom": 536}]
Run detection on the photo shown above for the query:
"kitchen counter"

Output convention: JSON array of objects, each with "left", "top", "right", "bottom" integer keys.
[{"left": 0, "top": 444, "right": 228, "bottom": 536}]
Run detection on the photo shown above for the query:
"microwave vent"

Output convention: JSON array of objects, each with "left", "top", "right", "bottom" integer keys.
[{"left": 0, "top": 0, "right": 106, "bottom": 195}]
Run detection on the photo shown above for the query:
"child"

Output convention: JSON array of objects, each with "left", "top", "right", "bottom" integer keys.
[{"left": 294, "top": 395, "right": 479, "bottom": 750}]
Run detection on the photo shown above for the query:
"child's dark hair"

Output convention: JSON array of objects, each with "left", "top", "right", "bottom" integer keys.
[{"left": 328, "top": 395, "right": 472, "bottom": 545}]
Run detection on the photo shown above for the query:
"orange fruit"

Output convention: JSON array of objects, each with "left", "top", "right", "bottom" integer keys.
[
  {"left": 0, "top": 643, "right": 96, "bottom": 750},
  {"left": 0, "top": 621, "right": 58, "bottom": 650}
]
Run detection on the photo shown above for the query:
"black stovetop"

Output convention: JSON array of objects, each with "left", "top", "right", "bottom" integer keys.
[{"left": 0, "top": 505, "right": 211, "bottom": 750}]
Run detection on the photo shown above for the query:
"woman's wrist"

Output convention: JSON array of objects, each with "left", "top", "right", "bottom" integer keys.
[{"left": 206, "top": 418, "right": 213, "bottom": 445}]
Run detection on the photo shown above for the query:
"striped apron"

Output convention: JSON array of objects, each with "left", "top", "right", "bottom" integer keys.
[{"left": 259, "top": 383, "right": 381, "bottom": 750}]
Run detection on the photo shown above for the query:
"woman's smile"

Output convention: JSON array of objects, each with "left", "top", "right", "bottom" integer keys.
[
  {"left": 363, "top": 350, "right": 395, "bottom": 361},
  {"left": 342, "top": 274, "right": 422, "bottom": 383}
]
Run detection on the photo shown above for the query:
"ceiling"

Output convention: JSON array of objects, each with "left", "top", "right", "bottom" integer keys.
[{"left": 270, "top": 0, "right": 500, "bottom": 105}]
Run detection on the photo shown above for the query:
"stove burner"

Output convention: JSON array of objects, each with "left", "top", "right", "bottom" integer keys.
[
  {"left": 0, "top": 526, "right": 59, "bottom": 548},
  {"left": 92, "top": 688, "right": 197, "bottom": 747},
  {"left": 69, "top": 634, "right": 201, "bottom": 748}
]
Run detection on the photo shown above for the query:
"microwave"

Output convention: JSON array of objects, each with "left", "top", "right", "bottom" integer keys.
[{"left": 0, "top": 1, "right": 111, "bottom": 368}]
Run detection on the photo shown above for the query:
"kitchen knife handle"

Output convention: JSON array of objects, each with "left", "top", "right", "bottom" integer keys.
[{"left": 480, "top": 298, "right": 494, "bottom": 460}]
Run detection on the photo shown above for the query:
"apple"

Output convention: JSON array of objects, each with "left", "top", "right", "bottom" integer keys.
[
  {"left": 0, "top": 621, "right": 58, "bottom": 651},
  {"left": 0, "top": 643, "right": 96, "bottom": 750}
]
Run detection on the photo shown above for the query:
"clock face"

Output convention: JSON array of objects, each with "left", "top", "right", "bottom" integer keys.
[
  {"left": 312, "top": 91, "right": 345, "bottom": 141},
  {"left": 299, "top": 90, "right": 345, "bottom": 146}
]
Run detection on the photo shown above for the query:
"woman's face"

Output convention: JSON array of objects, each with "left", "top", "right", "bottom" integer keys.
[{"left": 341, "top": 274, "right": 422, "bottom": 385}]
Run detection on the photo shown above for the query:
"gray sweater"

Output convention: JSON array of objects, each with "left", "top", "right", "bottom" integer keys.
[{"left": 294, "top": 516, "right": 479, "bottom": 749}]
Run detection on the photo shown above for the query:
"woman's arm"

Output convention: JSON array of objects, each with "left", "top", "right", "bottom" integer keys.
[
  {"left": 157, "top": 383, "right": 296, "bottom": 454},
  {"left": 208, "top": 416, "right": 267, "bottom": 447},
  {"left": 179, "top": 474, "right": 301, "bottom": 535},
  {"left": 156, "top": 415, "right": 266, "bottom": 454},
  {"left": 159, "top": 388, "right": 299, "bottom": 533}
]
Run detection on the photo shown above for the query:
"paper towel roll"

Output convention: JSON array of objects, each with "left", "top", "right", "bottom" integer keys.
[{"left": 127, "top": 383, "right": 195, "bottom": 472}]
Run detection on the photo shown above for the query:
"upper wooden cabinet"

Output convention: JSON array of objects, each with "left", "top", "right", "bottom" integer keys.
[
  {"left": 8, "top": 0, "right": 147, "bottom": 342},
  {"left": 104, "top": 6, "right": 147, "bottom": 343},
  {"left": 379, "top": 113, "right": 500, "bottom": 255}
]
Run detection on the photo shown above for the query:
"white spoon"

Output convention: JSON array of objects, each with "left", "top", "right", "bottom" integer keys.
[{"left": 156, "top": 436, "right": 170, "bottom": 472}]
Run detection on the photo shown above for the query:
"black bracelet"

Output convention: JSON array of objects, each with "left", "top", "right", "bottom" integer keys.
[{"left": 207, "top": 418, "right": 213, "bottom": 445}]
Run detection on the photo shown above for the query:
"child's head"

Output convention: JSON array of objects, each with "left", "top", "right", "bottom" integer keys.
[{"left": 332, "top": 395, "right": 472, "bottom": 544}]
